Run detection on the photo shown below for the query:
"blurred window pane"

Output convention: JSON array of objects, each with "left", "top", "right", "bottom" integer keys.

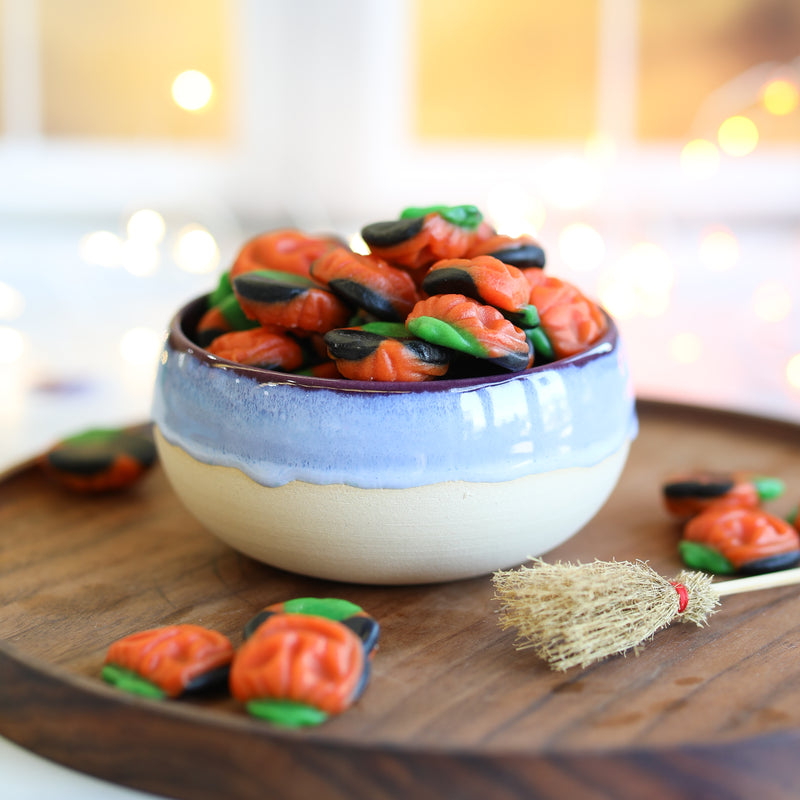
[
  {"left": 638, "top": 0, "right": 800, "bottom": 143},
  {"left": 413, "top": 0, "right": 599, "bottom": 141},
  {"left": 40, "top": 0, "right": 230, "bottom": 140}
]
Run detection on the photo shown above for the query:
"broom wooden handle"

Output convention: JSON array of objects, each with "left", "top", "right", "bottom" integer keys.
[{"left": 712, "top": 567, "right": 800, "bottom": 597}]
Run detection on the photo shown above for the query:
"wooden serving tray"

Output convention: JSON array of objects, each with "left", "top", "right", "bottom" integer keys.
[{"left": 3, "top": 400, "right": 800, "bottom": 800}]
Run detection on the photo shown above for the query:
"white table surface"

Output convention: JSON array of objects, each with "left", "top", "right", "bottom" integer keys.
[{"left": 2, "top": 213, "right": 798, "bottom": 798}]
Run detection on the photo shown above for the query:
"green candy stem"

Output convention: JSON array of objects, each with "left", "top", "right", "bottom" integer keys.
[
  {"left": 217, "top": 293, "right": 260, "bottom": 330},
  {"left": 526, "top": 326, "right": 554, "bottom": 361},
  {"left": 400, "top": 204, "right": 483, "bottom": 230},
  {"left": 246, "top": 698, "right": 329, "bottom": 727},
  {"left": 358, "top": 321, "right": 414, "bottom": 340},
  {"left": 209, "top": 271, "right": 234, "bottom": 306},
  {"left": 102, "top": 664, "right": 166, "bottom": 699},
  {"left": 406, "top": 316, "right": 486, "bottom": 358},
  {"left": 678, "top": 540, "right": 736, "bottom": 575},
  {"left": 504, "top": 304, "right": 540, "bottom": 329},
  {"left": 282, "top": 597, "right": 364, "bottom": 621},
  {"left": 751, "top": 475, "right": 785, "bottom": 502}
]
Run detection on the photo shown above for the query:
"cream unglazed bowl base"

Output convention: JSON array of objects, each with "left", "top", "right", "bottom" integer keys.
[{"left": 155, "top": 428, "right": 630, "bottom": 585}]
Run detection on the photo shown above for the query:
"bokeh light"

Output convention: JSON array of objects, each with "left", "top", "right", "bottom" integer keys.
[
  {"left": 0, "top": 282, "right": 25, "bottom": 320},
  {"left": 171, "top": 70, "right": 213, "bottom": 111},
  {"left": 717, "top": 116, "right": 759, "bottom": 157},
  {"left": 787, "top": 353, "right": 800, "bottom": 391},
  {"left": 120, "top": 239, "right": 160, "bottom": 277},
  {"left": 753, "top": 281, "right": 793, "bottom": 322},
  {"left": 699, "top": 227, "right": 739, "bottom": 272},
  {"left": 537, "top": 156, "right": 601, "bottom": 210},
  {"left": 597, "top": 242, "right": 674, "bottom": 320},
  {"left": 762, "top": 79, "right": 799, "bottom": 116},
  {"left": 0, "top": 327, "right": 25, "bottom": 363},
  {"left": 119, "top": 327, "right": 163, "bottom": 366},
  {"left": 486, "top": 183, "right": 546, "bottom": 235},
  {"left": 349, "top": 232, "right": 370, "bottom": 255},
  {"left": 669, "top": 332, "right": 703, "bottom": 364},
  {"left": 558, "top": 223, "right": 606, "bottom": 272},
  {"left": 79, "top": 231, "right": 123, "bottom": 268},
  {"left": 680, "top": 139, "right": 720, "bottom": 179},
  {"left": 127, "top": 209, "right": 166, "bottom": 244},
  {"left": 174, "top": 226, "right": 220, "bottom": 274}
]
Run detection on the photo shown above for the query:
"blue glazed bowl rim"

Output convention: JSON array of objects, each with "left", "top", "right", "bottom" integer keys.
[{"left": 169, "top": 294, "right": 619, "bottom": 395}]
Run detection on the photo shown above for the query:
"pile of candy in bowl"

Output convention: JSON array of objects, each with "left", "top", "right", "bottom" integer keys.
[{"left": 193, "top": 204, "right": 608, "bottom": 382}]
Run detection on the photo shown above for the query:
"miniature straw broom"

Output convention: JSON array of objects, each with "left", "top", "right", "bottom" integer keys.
[{"left": 492, "top": 558, "right": 800, "bottom": 671}]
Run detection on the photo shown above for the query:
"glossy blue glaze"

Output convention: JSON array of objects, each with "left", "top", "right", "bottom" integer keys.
[{"left": 152, "top": 297, "right": 638, "bottom": 489}]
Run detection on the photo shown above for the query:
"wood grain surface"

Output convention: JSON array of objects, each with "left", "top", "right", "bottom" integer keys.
[{"left": 2, "top": 400, "right": 800, "bottom": 800}]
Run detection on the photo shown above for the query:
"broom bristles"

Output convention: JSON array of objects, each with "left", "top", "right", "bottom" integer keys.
[{"left": 492, "top": 558, "right": 720, "bottom": 671}]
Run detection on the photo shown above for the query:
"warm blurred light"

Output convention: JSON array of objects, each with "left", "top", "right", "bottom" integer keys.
[
  {"left": 538, "top": 156, "right": 601, "bottom": 210},
  {"left": 80, "top": 231, "right": 122, "bottom": 268},
  {"left": 762, "top": 79, "right": 799, "bottom": 116},
  {"left": 486, "top": 183, "right": 546, "bottom": 235},
  {"left": 680, "top": 139, "right": 720, "bottom": 179},
  {"left": 717, "top": 116, "right": 758, "bottom": 157},
  {"left": 174, "top": 226, "right": 220, "bottom": 274},
  {"left": 119, "top": 327, "right": 163, "bottom": 366},
  {"left": 596, "top": 279, "right": 638, "bottom": 320},
  {"left": 0, "top": 282, "right": 25, "bottom": 320},
  {"left": 558, "top": 223, "right": 605, "bottom": 272},
  {"left": 753, "top": 281, "right": 793, "bottom": 322},
  {"left": 598, "top": 242, "right": 674, "bottom": 320},
  {"left": 127, "top": 209, "right": 166, "bottom": 244},
  {"left": 699, "top": 227, "right": 739, "bottom": 272},
  {"left": 349, "top": 232, "right": 370, "bottom": 255},
  {"left": 787, "top": 353, "right": 800, "bottom": 391},
  {"left": 121, "top": 239, "right": 160, "bottom": 277},
  {"left": 0, "top": 327, "right": 25, "bottom": 363},
  {"left": 172, "top": 70, "right": 213, "bottom": 111},
  {"left": 584, "top": 134, "right": 617, "bottom": 165},
  {"left": 669, "top": 332, "right": 703, "bottom": 364}
]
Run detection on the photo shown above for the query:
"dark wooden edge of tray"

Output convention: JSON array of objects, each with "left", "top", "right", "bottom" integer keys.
[{"left": 3, "top": 398, "right": 800, "bottom": 800}]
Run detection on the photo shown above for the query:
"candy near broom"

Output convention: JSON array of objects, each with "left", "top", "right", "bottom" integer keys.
[{"left": 492, "top": 558, "right": 800, "bottom": 672}]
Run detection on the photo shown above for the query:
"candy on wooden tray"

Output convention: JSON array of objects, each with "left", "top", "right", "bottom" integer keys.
[
  {"left": 102, "top": 625, "right": 235, "bottom": 699},
  {"left": 662, "top": 470, "right": 785, "bottom": 519},
  {"left": 324, "top": 322, "right": 451, "bottom": 381},
  {"left": 39, "top": 425, "right": 157, "bottom": 493},
  {"left": 406, "top": 293, "right": 533, "bottom": 372},
  {"left": 679, "top": 506, "right": 800, "bottom": 575},
  {"left": 230, "top": 229, "right": 343, "bottom": 280},
  {"left": 231, "top": 598, "right": 379, "bottom": 727},
  {"left": 310, "top": 246, "right": 421, "bottom": 321},
  {"left": 233, "top": 269, "right": 351, "bottom": 334}
]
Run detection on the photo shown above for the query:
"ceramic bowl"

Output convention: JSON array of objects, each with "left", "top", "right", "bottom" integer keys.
[{"left": 151, "top": 296, "right": 638, "bottom": 585}]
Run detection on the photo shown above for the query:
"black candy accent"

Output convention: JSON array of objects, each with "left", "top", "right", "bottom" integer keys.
[
  {"left": 46, "top": 431, "right": 156, "bottom": 475},
  {"left": 361, "top": 217, "right": 425, "bottom": 248},
  {"left": 663, "top": 474, "right": 735, "bottom": 499},
  {"left": 342, "top": 615, "right": 381, "bottom": 655},
  {"left": 183, "top": 663, "right": 232, "bottom": 695},
  {"left": 738, "top": 551, "right": 800, "bottom": 574},
  {"left": 327, "top": 279, "right": 403, "bottom": 321},
  {"left": 243, "top": 609, "right": 275, "bottom": 640},
  {"left": 421, "top": 267, "right": 479, "bottom": 299},
  {"left": 234, "top": 273, "right": 312, "bottom": 304},
  {"left": 324, "top": 328, "right": 450, "bottom": 367},
  {"left": 487, "top": 243, "right": 546, "bottom": 269}
]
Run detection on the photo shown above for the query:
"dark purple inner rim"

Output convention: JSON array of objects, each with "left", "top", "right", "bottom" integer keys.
[{"left": 168, "top": 295, "right": 619, "bottom": 394}]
